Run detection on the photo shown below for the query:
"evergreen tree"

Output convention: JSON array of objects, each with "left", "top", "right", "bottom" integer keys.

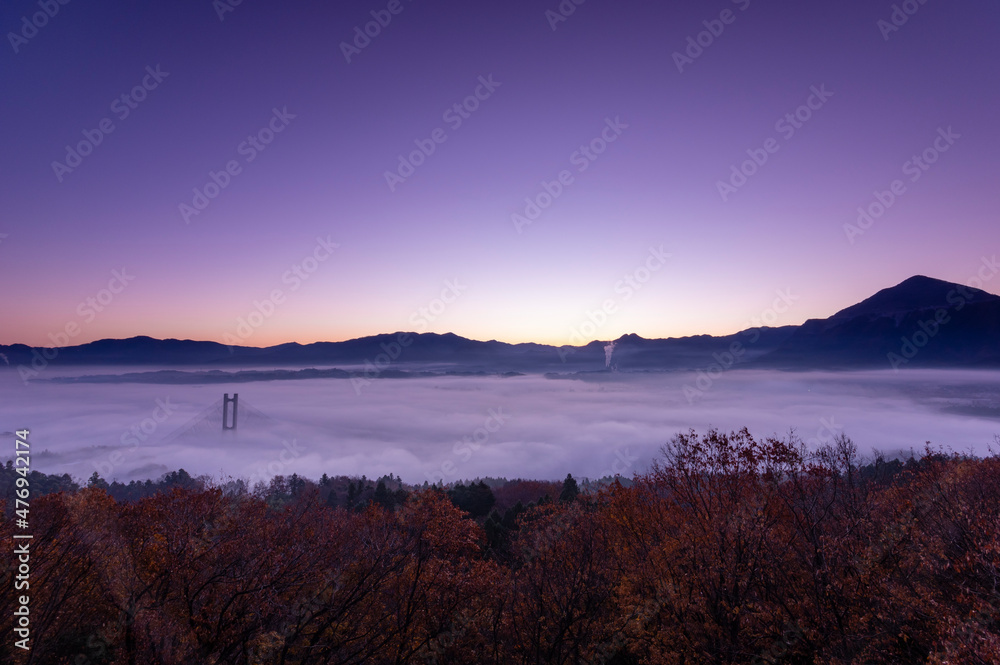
[
  {"left": 87, "top": 471, "right": 109, "bottom": 490},
  {"left": 289, "top": 473, "right": 306, "bottom": 497},
  {"left": 560, "top": 473, "right": 580, "bottom": 503},
  {"left": 374, "top": 479, "right": 392, "bottom": 509},
  {"left": 447, "top": 480, "right": 496, "bottom": 518}
]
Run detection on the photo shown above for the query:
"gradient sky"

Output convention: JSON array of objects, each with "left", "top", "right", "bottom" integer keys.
[{"left": 2, "top": 0, "right": 998, "bottom": 348}]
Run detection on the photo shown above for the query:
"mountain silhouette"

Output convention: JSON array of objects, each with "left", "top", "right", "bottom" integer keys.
[
  {"left": 831, "top": 275, "right": 1000, "bottom": 320},
  {"left": 756, "top": 275, "right": 1000, "bottom": 368},
  {"left": 3, "top": 275, "right": 997, "bottom": 374}
]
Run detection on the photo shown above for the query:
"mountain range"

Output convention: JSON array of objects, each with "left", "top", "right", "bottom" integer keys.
[{"left": 3, "top": 275, "right": 998, "bottom": 380}]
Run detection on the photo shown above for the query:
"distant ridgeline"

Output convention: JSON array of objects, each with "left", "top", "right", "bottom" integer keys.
[{"left": 3, "top": 274, "right": 999, "bottom": 378}]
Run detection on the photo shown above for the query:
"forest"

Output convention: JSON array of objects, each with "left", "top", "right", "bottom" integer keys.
[{"left": 2, "top": 429, "right": 998, "bottom": 664}]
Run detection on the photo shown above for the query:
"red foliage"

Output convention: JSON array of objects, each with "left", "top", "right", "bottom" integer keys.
[{"left": 6, "top": 431, "right": 1000, "bottom": 664}]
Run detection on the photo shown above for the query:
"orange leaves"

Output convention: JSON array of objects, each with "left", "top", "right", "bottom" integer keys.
[
  {"left": 399, "top": 489, "right": 484, "bottom": 559},
  {"left": 9, "top": 439, "right": 1000, "bottom": 664}
]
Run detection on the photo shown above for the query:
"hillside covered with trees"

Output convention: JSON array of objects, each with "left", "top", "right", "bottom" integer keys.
[{"left": 2, "top": 429, "right": 998, "bottom": 664}]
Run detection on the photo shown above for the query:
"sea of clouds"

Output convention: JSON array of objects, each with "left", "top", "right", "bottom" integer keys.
[{"left": 1, "top": 367, "right": 998, "bottom": 486}]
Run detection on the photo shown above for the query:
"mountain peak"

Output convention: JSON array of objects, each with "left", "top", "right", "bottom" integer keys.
[{"left": 830, "top": 275, "right": 999, "bottom": 320}]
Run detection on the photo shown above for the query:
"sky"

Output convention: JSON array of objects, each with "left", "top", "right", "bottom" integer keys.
[{"left": 2, "top": 0, "right": 999, "bottom": 348}]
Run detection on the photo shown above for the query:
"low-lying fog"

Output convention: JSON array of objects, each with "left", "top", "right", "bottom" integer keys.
[{"left": 2, "top": 368, "right": 998, "bottom": 485}]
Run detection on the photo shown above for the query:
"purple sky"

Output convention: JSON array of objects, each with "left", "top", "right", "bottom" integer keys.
[{"left": 2, "top": 0, "right": 998, "bottom": 347}]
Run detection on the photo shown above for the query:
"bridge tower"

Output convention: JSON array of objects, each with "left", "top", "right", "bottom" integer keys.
[{"left": 222, "top": 393, "right": 239, "bottom": 430}]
